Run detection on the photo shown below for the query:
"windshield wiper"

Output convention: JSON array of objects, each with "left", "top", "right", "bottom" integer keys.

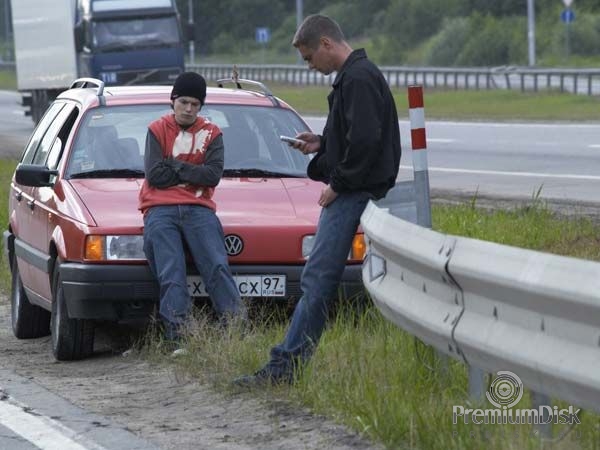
[
  {"left": 223, "top": 168, "right": 305, "bottom": 178},
  {"left": 69, "top": 169, "right": 145, "bottom": 179}
]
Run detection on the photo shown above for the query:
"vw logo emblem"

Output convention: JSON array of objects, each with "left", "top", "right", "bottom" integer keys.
[{"left": 224, "top": 234, "right": 243, "bottom": 256}]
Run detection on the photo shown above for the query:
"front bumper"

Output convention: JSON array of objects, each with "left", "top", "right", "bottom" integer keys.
[{"left": 59, "top": 263, "right": 364, "bottom": 321}]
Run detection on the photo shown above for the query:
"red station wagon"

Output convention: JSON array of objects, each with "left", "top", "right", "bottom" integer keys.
[{"left": 3, "top": 77, "right": 366, "bottom": 360}]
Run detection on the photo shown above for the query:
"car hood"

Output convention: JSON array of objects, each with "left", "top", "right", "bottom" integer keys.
[
  {"left": 67, "top": 178, "right": 145, "bottom": 229},
  {"left": 67, "top": 177, "right": 323, "bottom": 228},
  {"left": 215, "top": 177, "right": 322, "bottom": 225}
]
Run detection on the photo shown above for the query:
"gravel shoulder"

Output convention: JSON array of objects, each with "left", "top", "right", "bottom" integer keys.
[{"left": 0, "top": 299, "right": 378, "bottom": 450}]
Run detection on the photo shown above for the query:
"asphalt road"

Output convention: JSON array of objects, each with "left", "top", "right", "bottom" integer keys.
[{"left": 305, "top": 117, "right": 600, "bottom": 206}]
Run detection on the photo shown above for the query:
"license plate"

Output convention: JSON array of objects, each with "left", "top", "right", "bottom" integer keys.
[{"left": 187, "top": 275, "right": 286, "bottom": 297}]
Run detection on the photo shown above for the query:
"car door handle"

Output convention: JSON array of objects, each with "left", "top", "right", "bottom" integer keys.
[
  {"left": 26, "top": 200, "right": 35, "bottom": 211},
  {"left": 14, "top": 191, "right": 22, "bottom": 202}
]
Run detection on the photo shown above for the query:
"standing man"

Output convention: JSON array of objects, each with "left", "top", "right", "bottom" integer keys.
[
  {"left": 139, "top": 72, "right": 246, "bottom": 350},
  {"left": 234, "top": 14, "right": 401, "bottom": 385}
]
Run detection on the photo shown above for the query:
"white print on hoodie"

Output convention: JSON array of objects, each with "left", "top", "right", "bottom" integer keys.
[
  {"left": 171, "top": 129, "right": 213, "bottom": 197},
  {"left": 172, "top": 129, "right": 211, "bottom": 157}
]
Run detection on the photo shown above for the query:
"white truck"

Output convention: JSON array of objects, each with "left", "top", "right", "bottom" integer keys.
[{"left": 11, "top": 0, "right": 185, "bottom": 123}]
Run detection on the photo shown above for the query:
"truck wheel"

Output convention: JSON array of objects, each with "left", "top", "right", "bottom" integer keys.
[
  {"left": 51, "top": 263, "right": 94, "bottom": 361},
  {"left": 10, "top": 254, "right": 51, "bottom": 339}
]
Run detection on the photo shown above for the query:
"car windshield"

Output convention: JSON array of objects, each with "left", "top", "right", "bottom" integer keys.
[
  {"left": 66, "top": 103, "right": 311, "bottom": 179},
  {"left": 92, "top": 17, "right": 181, "bottom": 51}
]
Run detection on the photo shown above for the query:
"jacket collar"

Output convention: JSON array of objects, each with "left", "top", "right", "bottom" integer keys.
[{"left": 332, "top": 48, "right": 367, "bottom": 88}]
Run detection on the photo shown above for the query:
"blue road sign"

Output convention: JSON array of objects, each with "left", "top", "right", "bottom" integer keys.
[
  {"left": 255, "top": 27, "right": 270, "bottom": 44},
  {"left": 561, "top": 9, "right": 575, "bottom": 24}
]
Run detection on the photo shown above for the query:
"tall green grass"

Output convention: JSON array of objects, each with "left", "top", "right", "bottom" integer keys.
[{"left": 434, "top": 199, "right": 600, "bottom": 262}]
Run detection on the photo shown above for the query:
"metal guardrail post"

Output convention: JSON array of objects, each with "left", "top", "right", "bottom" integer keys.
[
  {"left": 468, "top": 366, "right": 487, "bottom": 403},
  {"left": 531, "top": 392, "right": 552, "bottom": 438}
]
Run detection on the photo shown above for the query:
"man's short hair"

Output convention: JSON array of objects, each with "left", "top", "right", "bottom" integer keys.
[{"left": 292, "top": 14, "right": 345, "bottom": 49}]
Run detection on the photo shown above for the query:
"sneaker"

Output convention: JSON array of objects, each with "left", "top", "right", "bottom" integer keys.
[
  {"left": 232, "top": 366, "right": 294, "bottom": 388},
  {"left": 160, "top": 338, "right": 188, "bottom": 357},
  {"left": 171, "top": 347, "right": 189, "bottom": 357}
]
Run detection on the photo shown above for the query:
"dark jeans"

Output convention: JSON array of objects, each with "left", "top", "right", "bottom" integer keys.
[
  {"left": 266, "top": 191, "right": 372, "bottom": 376},
  {"left": 143, "top": 204, "right": 244, "bottom": 339}
]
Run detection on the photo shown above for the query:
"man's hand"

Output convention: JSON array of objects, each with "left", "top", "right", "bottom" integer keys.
[
  {"left": 318, "top": 184, "right": 338, "bottom": 207},
  {"left": 292, "top": 132, "right": 320, "bottom": 155}
]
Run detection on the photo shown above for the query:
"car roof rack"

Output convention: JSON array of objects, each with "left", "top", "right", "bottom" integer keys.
[
  {"left": 70, "top": 78, "right": 106, "bottom": 106},
  {"left": 216, "top": 66, "right": 280, "bottom": 106}
]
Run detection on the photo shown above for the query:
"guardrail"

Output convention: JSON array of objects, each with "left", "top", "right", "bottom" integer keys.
[
  {"left": 361, "top": 199, "right": 600, "bottom": 414},
  {"left": 1, "top": 61, "right": 598, "bottom": 95},
  {"left": 189, "top": 63, "right": 600, "bottom": 96}
]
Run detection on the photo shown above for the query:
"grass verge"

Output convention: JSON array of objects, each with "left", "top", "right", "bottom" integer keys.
[{"left": 264, "top": 83, "right": 600, "bottom": 122}]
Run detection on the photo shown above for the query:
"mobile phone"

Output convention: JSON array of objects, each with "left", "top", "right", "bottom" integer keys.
[{"left": 280, "top": 135, "right": 305, "bottom": 146}]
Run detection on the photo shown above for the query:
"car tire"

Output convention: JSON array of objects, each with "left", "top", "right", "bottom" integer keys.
[
  {"left": 51, "top": 263, "right": 95, "bottom": 361},
  {"left": 10, "top": 254, "right": 51, "bottom": 339}
]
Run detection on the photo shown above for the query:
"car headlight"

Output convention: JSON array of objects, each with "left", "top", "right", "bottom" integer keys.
[
  {"left": 85, "top": 235, "right": 145, "bottom": 261},
  {"left": 301, "top": 233, "right": 366, "bottom": 261}
]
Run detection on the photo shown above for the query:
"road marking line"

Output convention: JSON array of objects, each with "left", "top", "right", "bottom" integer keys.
[
  {"left": 399, "top": 165, "right": 600, "bottom": 181},
  {"left": 0, "top": 393, "right": 107, "bottom": 450},
  {"left": 427, "top": 138, "right": 455, "bottom": 143},
  {"left": 588, "top": 144, "right": 600, "bottom": 148}
]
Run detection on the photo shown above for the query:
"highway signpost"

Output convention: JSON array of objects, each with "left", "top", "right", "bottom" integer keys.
[{"left": 561, "top": 0, "right": 575, "bottom": 61}]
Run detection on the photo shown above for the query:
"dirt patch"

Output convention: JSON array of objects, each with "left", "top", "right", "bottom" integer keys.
[{"left": 0, "top": 298, "right": 378, "bottom": 450}]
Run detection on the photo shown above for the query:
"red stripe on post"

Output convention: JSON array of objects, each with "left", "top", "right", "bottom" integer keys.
[
  {"left": 411, "top": 128, "right": 427, "bottom": 150},
  {"left": 408, "top": 85, "right": 424, "bottom": 109}
]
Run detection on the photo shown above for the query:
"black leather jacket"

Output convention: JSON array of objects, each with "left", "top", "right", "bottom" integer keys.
[{"left": 307, "top": 49, "right": 401, "bottom": 199}]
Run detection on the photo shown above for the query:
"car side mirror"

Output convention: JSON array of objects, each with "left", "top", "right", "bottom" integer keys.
[{"left": 15, "top": 164, "right": 58, "bottom": 187}]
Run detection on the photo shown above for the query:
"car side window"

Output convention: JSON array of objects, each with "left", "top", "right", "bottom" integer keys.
[
  {"left": 46, "top": 106, "right": 79, "bottom": 170},
  {"left": 32, "top": 104, "right": 78, "bottom": 166},
  {"left": 21, "top": 103, "right": 65, "bottom": 164}
]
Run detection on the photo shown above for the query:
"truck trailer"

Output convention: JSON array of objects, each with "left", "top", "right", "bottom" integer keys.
[{"left": 11, "top": 0, "right": 185, "bottom": 123}]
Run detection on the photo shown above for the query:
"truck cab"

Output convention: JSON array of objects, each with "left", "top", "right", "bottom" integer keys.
[
  {"left": 11, "top": 0, "right": 185, "bottom": 123},
  {"left": 74, "top": 0, "right": 185, "bottom": 85}
]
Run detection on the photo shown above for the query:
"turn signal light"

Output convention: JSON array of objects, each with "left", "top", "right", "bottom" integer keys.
[
  {"left": 350, "top": 234, "right": 366, "bottom": 261},
  {"left": 85, "top": 235, "right": 104, "bottom": 260}
]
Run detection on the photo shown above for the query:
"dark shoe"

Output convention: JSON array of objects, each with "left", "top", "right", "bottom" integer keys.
[{"left": 232, "top": 366, "right": 294, "bottom": 388}]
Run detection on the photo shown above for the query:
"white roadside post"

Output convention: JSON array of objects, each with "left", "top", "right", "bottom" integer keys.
[{"left": 407, "top": 85, "right": 432, "bottom": 228}]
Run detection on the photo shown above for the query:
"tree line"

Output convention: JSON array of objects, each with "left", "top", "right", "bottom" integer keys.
[
  {"left": 174, "top": 0, "right": 600, "bottom": 66},
  {"left": 1, "top": 1, "right": 598, "bottom": 66}
]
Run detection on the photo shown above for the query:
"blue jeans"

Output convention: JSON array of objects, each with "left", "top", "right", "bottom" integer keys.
[
  {"left": 143, "top": 204, "right": 244, "bottom": 339},
  {"left": 266, "top": 191, "right": 373, "bottom": 376}
]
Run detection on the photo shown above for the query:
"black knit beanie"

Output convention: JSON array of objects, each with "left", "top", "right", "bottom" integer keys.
[{"left": 170, "top": 72, "right": 207, "bottom": 105}]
